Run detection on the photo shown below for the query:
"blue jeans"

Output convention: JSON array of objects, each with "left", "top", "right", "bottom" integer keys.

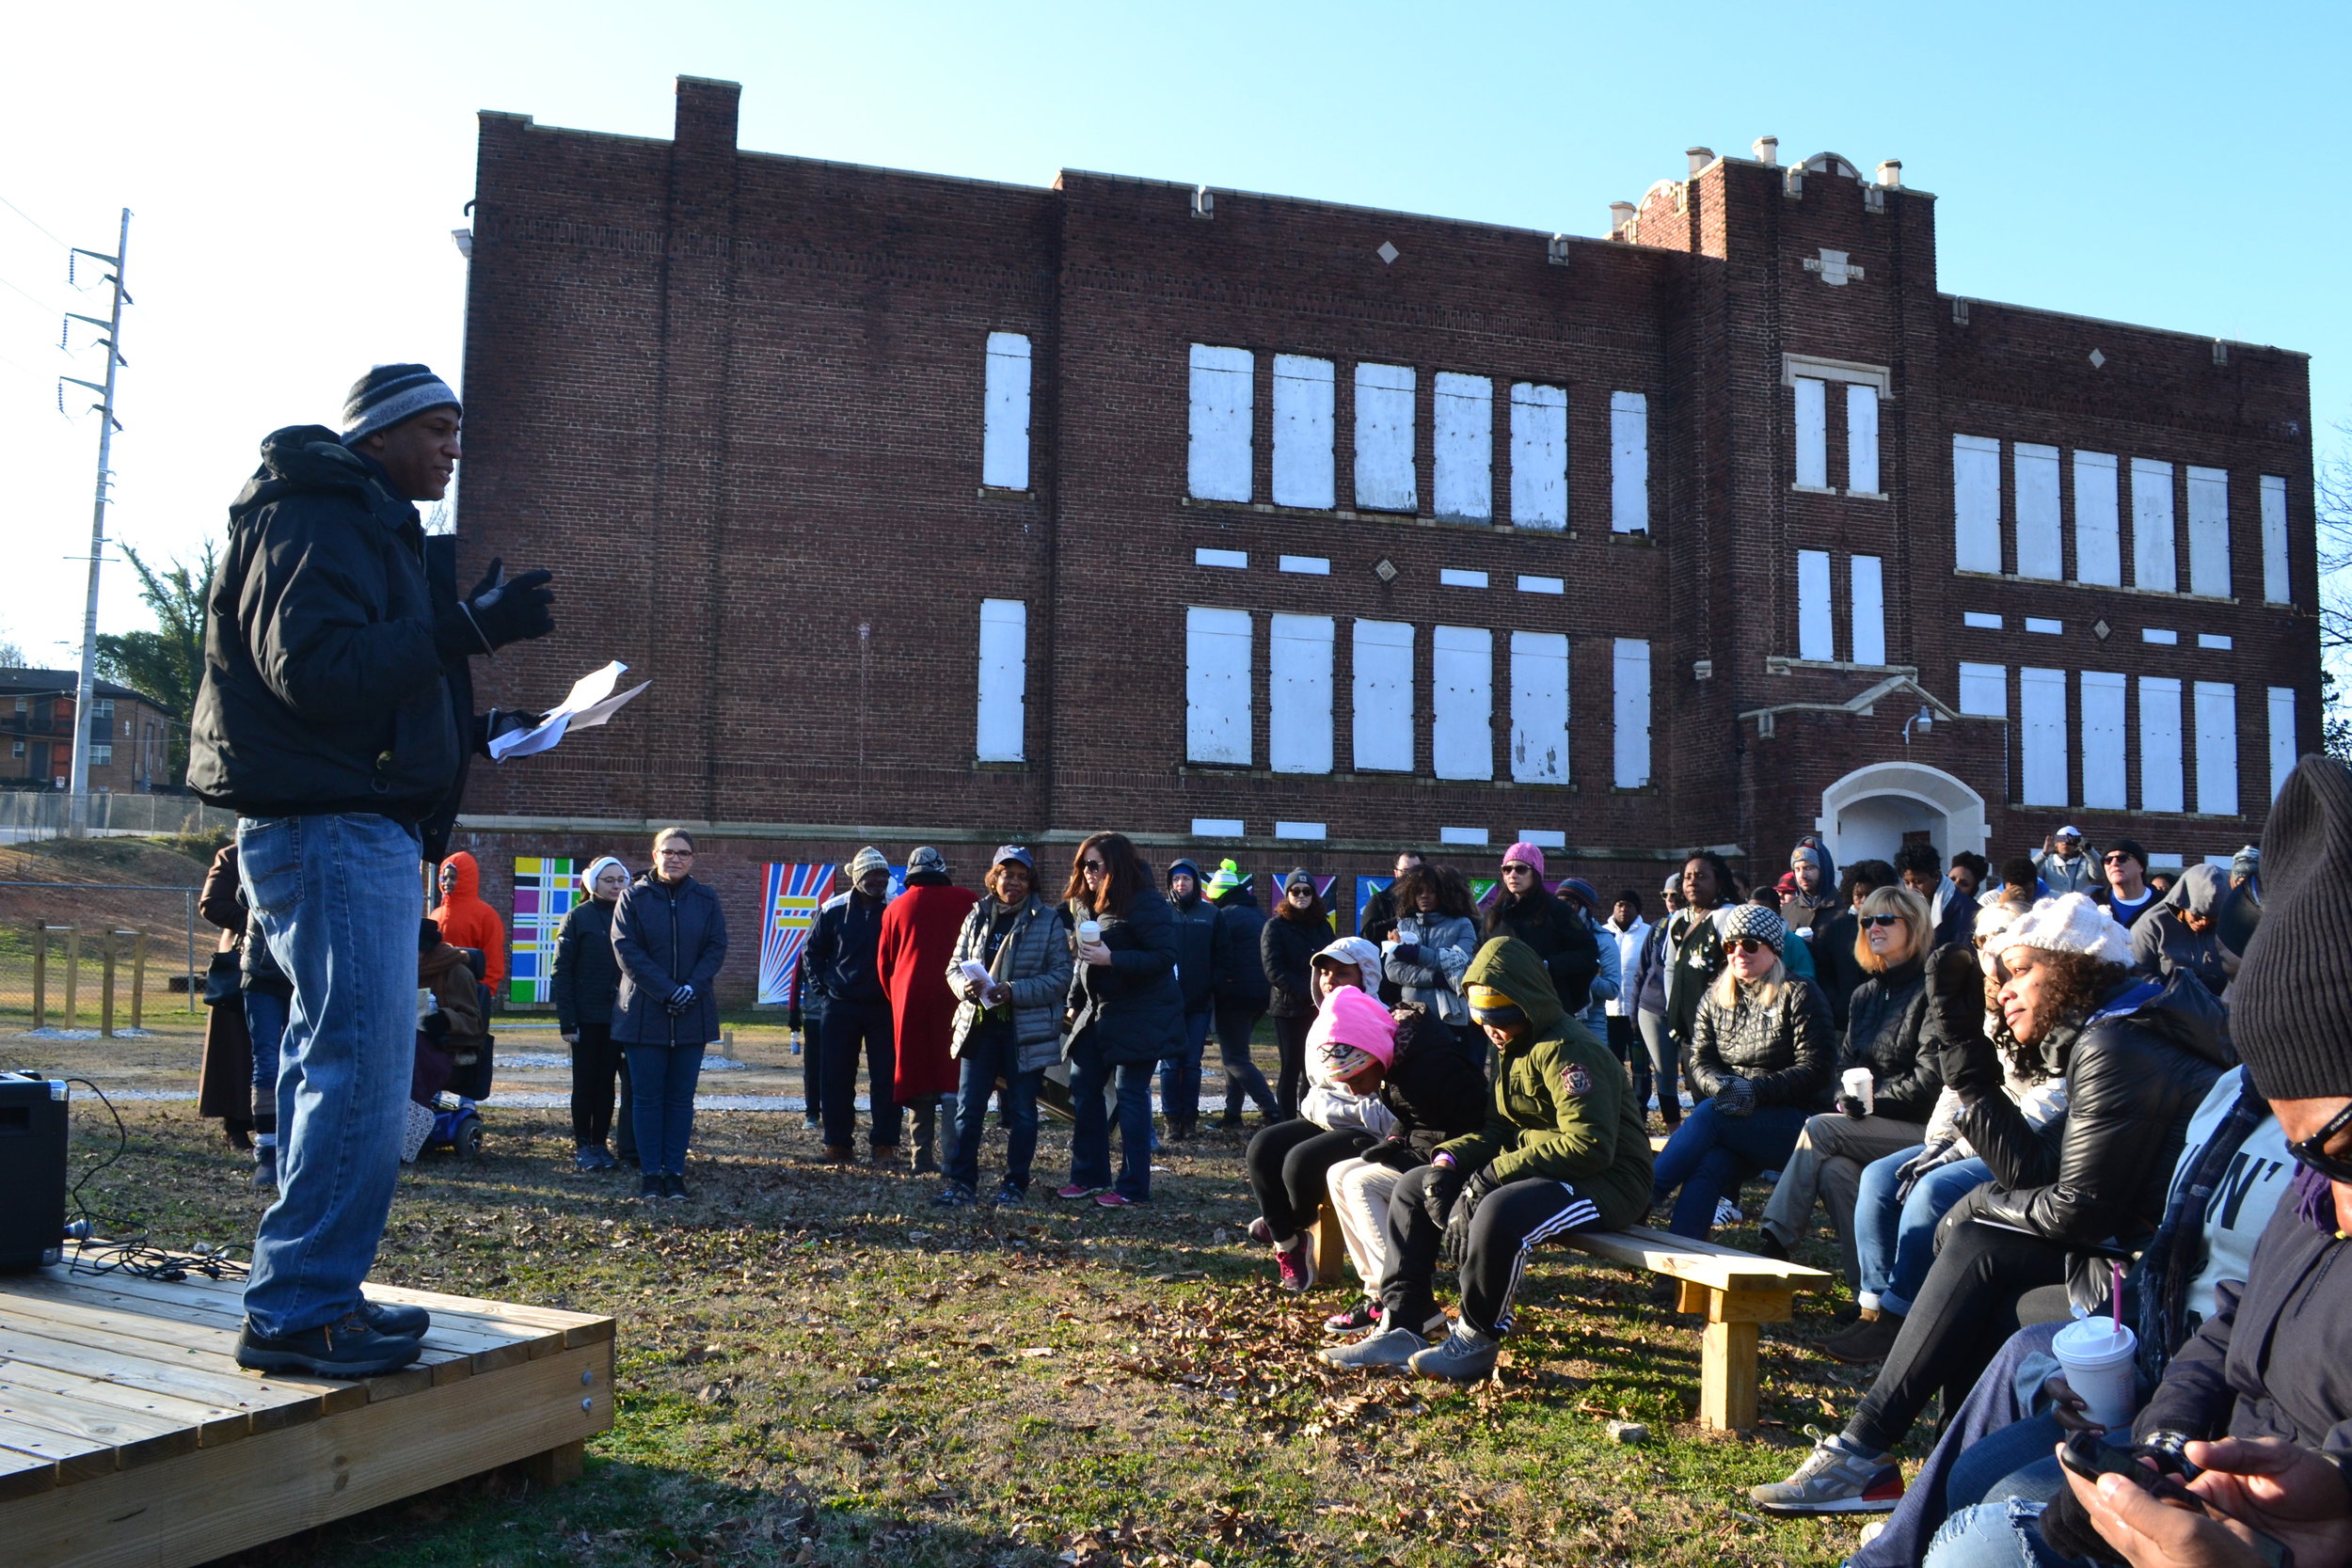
[
  {"left": 626, "top": 1043, "right": 705, "bottom": 1177},
  {"left": 1855, "top": 1151, "right": 1993, "bottom": 1316},
  {"left": 1068, "top": 1041, "right": 1154, "bottom": 1201},
  {"left": 1649, "top": 1098, "right": 1814, "bottom": 1238},
  {"left": 1158, "top": 1007, "right": 1212, "bottom": 1129},
  {"left": 1214, "top": 1004, "right": 1278, "bottom": 1117},
  {"left": 1924, "top": 1497, "right": 2077, "bottom": 1568},
  {"left": 946, "top": 1022, "right": 1041, "bottom": 1193},
  {"left": 236, "top": 813, "right": 421, "bottom": 1339},
  {"left": 244, "top": 986, "right": 288, "bottom": 1135}
]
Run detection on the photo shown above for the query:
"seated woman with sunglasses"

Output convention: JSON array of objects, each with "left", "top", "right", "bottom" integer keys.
[{"left": 1649, "top": 902, "right": 1836, "bottom": 1240}]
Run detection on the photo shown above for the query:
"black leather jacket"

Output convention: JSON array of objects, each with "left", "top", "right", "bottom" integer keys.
[
  {"left": 1690, "top": 974, "right": 1836, "bottom": 1109},
  {"left": 1839, "top": 955, "right": 1944, "bottom": 1124}
]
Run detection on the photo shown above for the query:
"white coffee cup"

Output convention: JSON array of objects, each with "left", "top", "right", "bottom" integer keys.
[
  {"left": 2051, "top": 1316, "right": 2139, "bottom": 1433},
  {"left": 1077, "top": 919, "right": 1102, "bottom": 947},
  {"left": 1841, "top": 1067, "right": 1876, "bottom": 1115}
]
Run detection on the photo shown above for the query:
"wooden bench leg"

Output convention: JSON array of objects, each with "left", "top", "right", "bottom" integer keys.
[
  {"left": 1679, "top": 1285, "right": 1793, "bottom": 1433},
  {"left": 1312, "top": 1196, "right": 1347, "bottom": 1286},
  {"left": 520, "top": 1438, "right": 584, "bottom": 1489}
]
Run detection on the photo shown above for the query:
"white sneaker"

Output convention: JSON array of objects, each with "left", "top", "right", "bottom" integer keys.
[
  {"left": 1748, "top": 1436, "right": 1904, "bottom": 1514},
  {"left": 1713, "top": 1196, "right": 1744, "bottom": 1229}
]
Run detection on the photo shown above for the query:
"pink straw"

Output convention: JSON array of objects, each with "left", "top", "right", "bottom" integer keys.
[{"left": 2111, "top": 1259, "right": 2124, "bottom": 1332}]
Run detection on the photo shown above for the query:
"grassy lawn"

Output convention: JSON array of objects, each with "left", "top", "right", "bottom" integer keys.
[{"left": 61, "top": 1095, "right": 1915, "bottom": 1567}]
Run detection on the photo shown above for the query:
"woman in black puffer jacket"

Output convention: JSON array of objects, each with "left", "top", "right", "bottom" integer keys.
[
  {"left": 612, "top": 829, "right": 729, "bottom": 1200},
  {"left": 1261, "top": 869, "right": 1334, "bottom": 1117},
  {"left": 553, "top": 854, "right": 630, "bottom": 1171},
  {"left": 1059, "top": 832, "right": 1184, "bottom": 1207}
]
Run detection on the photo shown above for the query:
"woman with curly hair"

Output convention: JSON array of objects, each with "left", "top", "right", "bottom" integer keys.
[
  {"left": 1057, "top": 832, "right": 1184, "bottom": 1207},
  {"left": 1381, "top": 863, "right": 1480, "bottom": 1050}
]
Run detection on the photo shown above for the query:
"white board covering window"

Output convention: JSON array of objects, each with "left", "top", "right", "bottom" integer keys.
[
  {"left": 1509, "top": 631, "right": 1569, "bottom": 784},
  {"left": 1611, "top": 391, "right": 1649, "bottom": 534},
  {"left": 1268, "top": 614, "right": 1334, "bottom": 775},
  {"left": 2079, "top": 672, "right": 2127, "bottom": 810},
  {"left": 1793, "top": 377, "right": 1828, "bottom": 488},
  {"left": 2269, "top": 686, "right": 2298, "bottom": 801},
  {"left": 1509, "top": 383, "right": 1567, "bottom": 530},
  {"left": 1272, "top": 355, "right": 1335, "bottom": 509},
  {"left": 2194, "top": 681, "right": 2237, "bottom": 816},
  {"left": 1184, "top": 607, "right": 1252, "bottom": 766},
  {"left": 1953, "top": 435, "right": 2001, "bottom": 574},
  {"left": 1352, "top": 620, "right": 1415, "bottom": 773},
  {"left": 1187, "top": 344, "right": 1253, "bottom": 502},
  {"left": 2139, "top": 676, "right": 2185, "bottom": 814},
  {"left": 1796, "top": 549, "right": 1835, "bottom": 661},
  {"left": 2074, "top": 451, "right": 2121, "bottom": 587},
  {"left": 2014, "top": 442, "right": 2062, "bottom": 580},
  {"left": 982, "top": 332, "right": 1031, "bottom": 490},
  {"left": 1432, "top": 626, "right": 1493, "bottom": 781},
  {"left": 2261, "top": 475, "right": 2290, "bottom": 604},
  {"left": 1432, "top": 372, "right": 1493, "bottom": 523},
  {"left": 975, "top": 598, "right": 1027, "bottom": 761},
  {"left": 1847, "top": 385, "right": 1881, "bottom": 495},
  {"left": 2020, "top": 667, "right": 2069, "bottom": 807},
  {"left": 2132, "top": 458, "right": 2177, "bottom": 593},
  {"left": 1851, "top": 555, "right": 1886, "bottom": 666},
  {"left": 2186, "top": 467, "right": 2230, "bottom": 598},
  {"left": 1958, "top": 662, "right": 2007, "bottom": 719},
  {"left": 1612, "top": 638, "right": 1652, "bottom": 787},
  {"left": 1355, "top": 362, "right": 1418, "bottom": 513}
]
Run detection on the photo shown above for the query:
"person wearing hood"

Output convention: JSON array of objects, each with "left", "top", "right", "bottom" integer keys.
[
  {"left": 1787, "top": 843, "right": 1838, "bottom": 937},
  {"left": 1058, "top": 832, "right": 1184, "bottom": 1206},
  {"left": 879, "top": 847, "right": 978, "bottom": 1176},
  {"left": 2131, "top": 861, "right": 2236, "bottom": 996},
  {"left": 1383, "top": 863, "right": 1481, "bottom": 1044},
  {"left": 191, "top": 368, "right": 556, "bottom": 1381},
  {"left": 1483, "top": 845, "right": 1602, "bottom": 1014},
  {"left": 2230, "top": 844, "right": 2261, "bottom": 888},
  {"left": 612, "top": 828, "right": 729, "bottom": 1201},
  {"left": 430, "top": 850, "right": 507, "bottom": 1002},
  {"left": 1323, "top": 936, "right": 1653, "bottom": 1382},
  {"left": 934, "top": 847, "right": 1073, "bottom": 1208},
  {"left": 808, "top": 845, "right": 898, "bottom": 1163},
  {"left": 553, "top": 855, "right": 629, "bottom": 1171},
  {"left": 1161, "top": 857, "right": 1220, "bottom": 1140},
  {"left": 1205, "top": 862, "right": 1280, "bottom": 1127},
  {"left": 1247, "top": 965, "right": 1391, "bottom": 1291},
  {"left": 1262, "top": 868, "right": 1336, "bottom": 1117},
  {"left": 1753, "top": 892, "right": 2230, "bottom": 1517}
]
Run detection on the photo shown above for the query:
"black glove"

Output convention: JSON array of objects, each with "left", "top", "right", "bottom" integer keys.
[
  {"left": 1359, "top": 1139, "right": 1427, "bottom": 1175},
  {"left": 666, "top": 984, "right": 695, "bottom": 1014},
  {"left": 1713, "top": 1076, "right": 1756, "bottom": 1117},
  {"left": 1925, "top": 943, "right": 1999, "bottom": 1102},
  {"left": 1419, "top": 1160, "right": 1469, "bottom": 1228},
  {"left": 459, "top": 558, "right": 556, "bottom": 651},
  {"left": 1438, "top": 1167, "right": 1500, "bottom": 1272},
  {"left": 421, "top": 1011, "right": 451, "bottom": 1042}
]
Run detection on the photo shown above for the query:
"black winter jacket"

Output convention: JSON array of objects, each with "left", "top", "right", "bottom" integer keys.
[
  {"left": 1486, "top": 888, "right": 1601, "bottom": 1013},
  {"left": 550, "top": 896, "right": 621, "bottom": 1036},
  {"left": 1689, "top": 974, "right": 1836, "bottom": 1109},
  {"left": 1816, "top": 911, "right": 1873, "bottom": 1030},
  {"left": 1373, "top": 1006, "right": 1490, "bottom": 1157},
  {"left": 1260, "top": 910, "right": 1328, "bottom": 1019},
  {"left": 1210, "top": 893, "right": 1271, "bottom": 1009},
  {"left": 1838, "top": 954, "right": 1944, "bottom": 1124},
  {"left": 803, "top": 891, "right": 887, "bottom": 1006},
  {"left": 612, "top": 874, "right": 729, "bottom": 1046},
  {"left": 1359, "top": 886, "right": 1402, "bottom": 944},
  {"left": 188, "top": 427, "right": 468, "bottom": 818},
  {"left": 1065, "top": 885, "right": 1185, "bottom": 1066},
  {"left": 1166, "top": 882, "right": 1218, "bottom": 1013}
]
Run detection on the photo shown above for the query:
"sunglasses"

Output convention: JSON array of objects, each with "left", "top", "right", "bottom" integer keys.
[
  {"left": 1081, "top": 859, "right": 1106, "bottom": 872},
  {"left": 1728, "top": 936, "right": 1775, "bottom": 956},
  {"left": 2288, "top": 1102, "right": 2352, "bottom": 1184},
  {"left": 1861, "top": 912, "right": 1907, "bottom": 929}
]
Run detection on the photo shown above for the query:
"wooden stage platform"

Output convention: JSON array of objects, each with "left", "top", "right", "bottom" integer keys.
[{"left": 0, "top": 1259, "right": 613, "bottom": 1568}]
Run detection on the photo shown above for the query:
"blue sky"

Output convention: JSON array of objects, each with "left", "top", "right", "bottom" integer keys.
[{"left": 2, "top": 0, "right": 2344, "bottom": 664}]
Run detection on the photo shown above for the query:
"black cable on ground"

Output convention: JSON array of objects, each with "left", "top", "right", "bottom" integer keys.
[{"left": 61, "top": 1076, "right": 250, "bottom": 1284}]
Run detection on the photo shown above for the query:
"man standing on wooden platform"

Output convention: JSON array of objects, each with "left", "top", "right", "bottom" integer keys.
[{"left": 189, "top": 365, "right": 556, "bottom": 1377}]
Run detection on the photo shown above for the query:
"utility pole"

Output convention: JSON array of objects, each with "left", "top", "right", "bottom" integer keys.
[{"left": 60, "top": 209, "right": 132, "bottom": 836}]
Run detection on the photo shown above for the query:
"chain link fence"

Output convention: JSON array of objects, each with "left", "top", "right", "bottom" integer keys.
[
  {"left": 0, "top": 792, "right": 236, "bottom": 844},
  {"left": 0, "top": 883, "right": 204, "bottom": 1035}
]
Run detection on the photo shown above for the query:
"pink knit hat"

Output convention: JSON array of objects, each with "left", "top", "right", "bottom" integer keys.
[
  {"left": 1502, "top": 841, "right": 1548, "bottom": 877},
  {"left": 1306, "top": 985, "right": 1396, "bottom": 1069}
]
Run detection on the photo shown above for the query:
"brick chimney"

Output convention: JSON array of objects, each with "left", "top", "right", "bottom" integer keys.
[{"left": 675, "top": 75, "right": 741, "bottom": 155}]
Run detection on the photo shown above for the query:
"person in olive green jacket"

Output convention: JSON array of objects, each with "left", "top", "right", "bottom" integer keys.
[{"left": 1323, "top": 936, "right": 1654, "bottom": 1381}]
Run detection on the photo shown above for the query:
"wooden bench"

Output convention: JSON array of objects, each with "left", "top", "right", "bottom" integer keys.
[{"left": 1310, "top": 1200, "right": 1827, "bottom": 1432}]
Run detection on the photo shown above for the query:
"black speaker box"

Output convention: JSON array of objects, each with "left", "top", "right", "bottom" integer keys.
[{"left": 0, "top": 1072, "right": 70, "bottom": 1271}]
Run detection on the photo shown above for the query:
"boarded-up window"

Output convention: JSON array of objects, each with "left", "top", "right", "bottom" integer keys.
[
  {"left": 1509, "top": 631, "right": 1568, "bottom": 784},
  {"left": 2139, "top": 675, "right": 2184, "bottom": 813},
  {"left": 1509, "top": 383, "right": 1567, "bottom": 530},
  {"left": 976, "top": 598, "right": 1027, "bottom": 761},
  {"left": 1797, "top": 549, "right": 1835, "bottom": 660},
  {"left": 1184, "top": 607, "right": 1252, "bottom": 765},
  {"left": 2080, "top": 671, "right": 2127, "bottom": 810},
  {"left": 1611, "top": 391, "right": 1649, "bottom": 534},
  {"left": 1793, "top": 378, "right": 1827, "bottom": 488},
  {"left": 1268, "top": 614, "right": 1334, "bottom": 775},
  {"left": 1613, "top": 638, "right": 1651, "bottom": 787},
  {"left": 1272, "top": 355, "right": 1335, "bottom": 509},
  {"left": 1953, "top": 435, "right": 2001, "bottom": 574},
  {"left": 2015, "top": 443, "right": 2062, "bottom": 580},
  {"left": 2074, "top": 451, "right": 2122, "bottom": 587},
  {"left": 1352, "top": 620, "right": 1414, "bottom": 772},
  {"left": 1355, "top": 363, "right": 1417, "bottom": 513},
  {"left": 1848, "top": 385, "right": 1881, "bottom": 494},
  {"left": 2194, "top": 681, "right": 2237, "bottom": 816},
  {"left": 2132, "top": 458, "right": 2177, "bottom": 593},
  {"left": 2186, "top": 467, "right": 2230, "bottom": 597},
  {"left": 2261, "top": 475, "right": 2290, "bottom": 604},
  {"left": 1432, "top": 626, "right": 1493, "bottom": 781},
  {"left": 1187, "top": 344, "right": 1253, "bottom": 502},
  {"left": 1851, "top": 555, "right": 1886, "bottom": 665},
  {"left": 2270, "top": 685, "right": 2298, "bottom": 801},
  {"left": 2020, "top": 667, "right": 2069, "bottom": 806},
  {"left": 982, "top": 332, "right": 1031, "bottom": 490},
  {"left": 1433, "top": 372, "right": 1493, "bottom": 523},
  {"left": 1958, "top": 662, "right": 2007, "bottom": 718}
]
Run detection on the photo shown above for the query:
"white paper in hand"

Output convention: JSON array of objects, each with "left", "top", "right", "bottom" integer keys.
[{"left": 488, "top": 660, "right": 652, "bottom": 762}]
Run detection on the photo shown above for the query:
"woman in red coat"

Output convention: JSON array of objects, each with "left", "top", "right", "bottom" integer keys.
[
  {"left": 879, "top": 847, "right": 980, "bottom": 1174},
  {"left": 430, "top": 850, "right": 508, "bottom": 1000}
]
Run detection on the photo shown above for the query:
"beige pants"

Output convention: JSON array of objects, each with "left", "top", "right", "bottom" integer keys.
[{"left": 1327, "top": 1156, "right": 1403, "bottom": 1295}]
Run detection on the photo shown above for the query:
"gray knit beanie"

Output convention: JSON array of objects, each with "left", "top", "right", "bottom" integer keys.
[
  {"left": 2229, "top": 754, "right": 2352, "bottom": 1101},
  {"left": 341, "top": 363, "right": 460, "bottom": 447},
  {"left": 1721, "top": 902, "right": 1788, "bottom": 954}
]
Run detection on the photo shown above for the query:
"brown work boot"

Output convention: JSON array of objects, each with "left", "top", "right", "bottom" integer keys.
[
  {"left": 1820, "top": 1310, "right": 1905, "bottom": 1365},
  {"left": 870, "top": 1144, "right": 899, "bottom": 1167},
  {"left": 819, "top": 1144, "right": 855, "bottom": 1164}
]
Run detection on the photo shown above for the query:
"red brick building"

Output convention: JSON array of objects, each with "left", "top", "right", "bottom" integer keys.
[
  {"left": 0, "top": 669, "right": 177, "bottom": 795},
  {"left": 449, "top": 78, "right": 2316, "bottom": 996}
]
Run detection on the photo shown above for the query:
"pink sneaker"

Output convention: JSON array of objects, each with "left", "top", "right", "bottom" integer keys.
[
  {"left": 1247, "top": 1216, "right": 1272, "bottom": 1245},
  {"left": 1056, "top": 1182, "right": 1104, "bottom": 1200},
  {"left": 1094, "top": 1191, "right": 1141, "bottom": 1209},
  {"left": 1274, "top": 1238, "right": 1316, "bottom": 1293}
]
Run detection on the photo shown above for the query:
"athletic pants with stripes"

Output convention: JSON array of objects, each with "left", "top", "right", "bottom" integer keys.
[{"left": 1378, "top": 1164, "right": 1603, "bottom": 1339}]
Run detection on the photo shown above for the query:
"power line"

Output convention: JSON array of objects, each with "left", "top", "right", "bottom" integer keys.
[
  {"left": 0, "top": 271, "right": 55, "bottom": 314},
  {"left": 0, "top": 193, "right": 71, "bottom": 250}
]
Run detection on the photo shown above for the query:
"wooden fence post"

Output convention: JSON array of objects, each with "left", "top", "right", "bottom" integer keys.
[
  {"left": 31, "top": 920, "right": 47, "bottom": 1029},
  {"left": 63, "top": 926, "right": 79, "bottom": 1029},
  {"left": 130, "top": 930, "right": 147, "bottom": 1030},
  {"left": 101, "top": 929, "right": 117, "bottom": 1038}
]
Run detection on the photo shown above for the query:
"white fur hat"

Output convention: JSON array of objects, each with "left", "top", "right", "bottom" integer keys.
[{"left": 2000, "top": 892, "right": 2131, "bottom": 966}]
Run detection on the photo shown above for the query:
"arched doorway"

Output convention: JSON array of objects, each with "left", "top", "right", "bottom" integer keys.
[{"left": 1819, "top": 762, "right": 1989, "bottom": 869}]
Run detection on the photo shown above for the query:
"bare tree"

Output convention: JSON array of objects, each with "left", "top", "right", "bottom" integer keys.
[{"left": 2320, "top": 419, "right": 2352, "bottom": 760}]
